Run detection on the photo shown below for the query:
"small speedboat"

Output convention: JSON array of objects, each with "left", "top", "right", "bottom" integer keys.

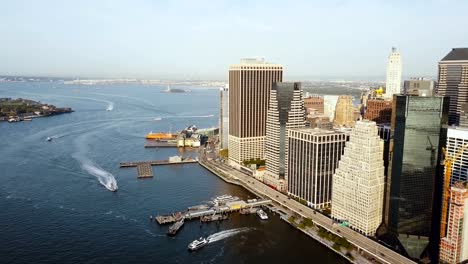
[
  {"left": 257, "top": 209, "right": 268, "bottom": 220},
  {"left": 46, "top": 137, "right": 52, "bottom": 142},
  {"left": 188, "top": 237, "right": 208, "bottom": 251},
  {"left": 106, "top": 181, "right": 118, "bottom": 192}
]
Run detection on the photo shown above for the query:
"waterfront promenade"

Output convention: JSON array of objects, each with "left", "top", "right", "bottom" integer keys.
[{"left": 199, "top": 159, "right": 416, "bottom": 264}]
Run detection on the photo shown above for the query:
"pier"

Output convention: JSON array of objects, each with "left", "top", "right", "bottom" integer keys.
[
  {"left": 154, "top": 198, "right": 271, "bottom": 224},
  {"left": 144, "top": 141, "right": 177, "bottom": 148},
  {"left": 119, "top": 158, "right": 198, "bottom": 178},
  {"left": 136, "top": 163, "right": 153, "bottom": 178}
]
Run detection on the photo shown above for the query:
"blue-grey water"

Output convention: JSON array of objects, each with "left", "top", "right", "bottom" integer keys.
[{"left": 0, "top": 83, "right": 346, "bottom": 264}]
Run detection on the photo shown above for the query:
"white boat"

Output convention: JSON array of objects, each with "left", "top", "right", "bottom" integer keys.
[
  {"left": 188, "top": 237, "right": 208, "bottom": 251},
  {"left": 106, "top": 181, "right": 118, "bottom": 192},
  {"left": 212, "top": 195, "right": 240, "bottom": 206},
  {"left": 257, "top": 209, "right": 268, "bottom": 220},
  {"left": 46, "top": 137, "right": 52, "bottom": 142}
]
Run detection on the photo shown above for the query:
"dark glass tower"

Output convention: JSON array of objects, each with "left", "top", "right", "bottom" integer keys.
[{"left": 384, "top": 95, "right": 449, "bottom": 261}]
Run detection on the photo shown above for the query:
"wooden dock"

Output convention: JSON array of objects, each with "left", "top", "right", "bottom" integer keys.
[
  {"left": 137, "top": 163, "right": 153, "bottom": 178},
  {"left": 119, "top": 158, "right": 198, "bottom": 178},
  {"left": 144, "top": 141, "right": 177, "bottom": 148}
]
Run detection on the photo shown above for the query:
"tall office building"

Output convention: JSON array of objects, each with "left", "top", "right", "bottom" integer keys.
[
  {"left": 364, "top": 99, "right": 392, "bottom": 124},
  {"left": 334, "top": 96, "right": 355, "bottom": 127},
  {"left": 331, "top": 120, "right": 385, "bottom": 236},
  {"left": 219, "top": 85, "right": 229, "bottom": 149},
  {"left": 446, "top": 127, "right": 468, "bottom": 186},
  {"left": 228, "top": 58, "right": 283, "bottom": 166},
  {"left": 403, "top": 78, "right": 436, "bottom": 96},
  {"left": 264, "top": 82, "right": 306, "bottom": 191},
  {"left": 437, "top": 48, "right": 468, "bottom": 126},
  {"left": 439, "top": 182, "right": 468, "bottom": 264},
  {"left": 287, "top": 128, "right": 346, "bottom": 208},
  {"left": 384, "top": 47, "right": 402, "bottom": 99},
  {"left": 385, "top": 95, "right": 449, "bottom": 260}
]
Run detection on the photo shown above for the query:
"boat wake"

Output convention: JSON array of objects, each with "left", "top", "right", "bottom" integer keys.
[
  {"left": 106, "top": 102, "right": 114, "bottom": 111},
  {"left": 72, "top": 150, "right": 118, "bottom": 192},
  {"left": 50, "top": 134, "right": 65, "bottom": 139},
  {"left": 80, "top": 160, "right": 118, "bottom": 191},
  {"left": 173, "top": 114, "right": 215, "bottom": 118},
  {"left": 207, "top": 227, "right": 250, "bottom": 244}
]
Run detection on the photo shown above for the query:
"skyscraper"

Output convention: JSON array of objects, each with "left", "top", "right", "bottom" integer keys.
[
  {"left": 264, "top": 82, "right": 306, "bottom": 191},
  {"left": 228, "top": 58, "right": 283, "bottom": 166},
  {"left": 287, "top": 128, "right": 346, "bottom": 208},
  {"left": 331, "top": 120, "right": 385, "bottom": 236},
  {"left": 334, "top": 95, "right": 355, "bottom": 127},
  {"left": 384, "top": 47, "right": 402, "bottom": 99},
  {"left": 385, "top": 95, "right": 449, "bottom": 260},
  {"left": 437, "top": 48, "right": 468, "bottom": 126},
  {"left": 446, "top": 127, "right": 468, "bottom": 186},
  {"left": 439, "top": 182, "right": 468, "bottom": 264},
  {"left": 219, "top": 85, "right": 229, "bottom": 149}
]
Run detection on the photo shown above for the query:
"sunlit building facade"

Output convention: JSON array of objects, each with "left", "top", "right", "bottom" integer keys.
[
  {"left": 287, "top": 128, "right": 346, "bottom": 208},
  {"left": 228, "top": 58, "right": 283, "bottom": 166},
  {"left": 264, "top": 82, "right": 306, "bottom": 191},
  {"left": 331, "top": 120, "right": 385, "bottom": 236},
  {"left": 384, "top": 47, "right": 402, "bottom": 98}
]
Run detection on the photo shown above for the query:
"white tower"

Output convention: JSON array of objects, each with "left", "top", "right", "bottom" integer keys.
[
  {"left": 331, "top": 120, "right": 385, "bottom": 236},
  {"left": 384, "top": 47, "right": 402, "bottom": 99}
]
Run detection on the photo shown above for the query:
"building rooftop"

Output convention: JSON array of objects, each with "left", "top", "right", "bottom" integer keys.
[
  {"left": 441, "top": 48, "right": 468, "bottom": 61},
  {"left": 229, "top": 58, "right": 283, "bottom": 68},
  {"left": 290, "top": 127, "right": 344, "bottom": 135}
]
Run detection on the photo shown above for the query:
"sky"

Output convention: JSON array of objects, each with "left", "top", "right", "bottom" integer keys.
[{"left": 1, "top": 0, "right": 468, "bottom": 80}]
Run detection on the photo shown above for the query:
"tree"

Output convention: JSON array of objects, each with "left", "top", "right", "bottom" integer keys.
[{"left": 219, "top": 149, "right": 228, "bottom": 158}]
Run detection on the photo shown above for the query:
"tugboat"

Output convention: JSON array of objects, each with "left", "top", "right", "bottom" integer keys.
[
  {"left": 167, "top": 218, "right": 184, "bottom": 236},
  {"left": 188, "top": 237, "right": 208, "bottom": 251},
  {"left": 257, "top": 209, "right": 268, "bottom": 220}
]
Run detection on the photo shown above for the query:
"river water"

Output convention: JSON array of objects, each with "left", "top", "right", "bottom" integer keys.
[{"left": 0, "top": 82, "right": 346, "bottom": 264}]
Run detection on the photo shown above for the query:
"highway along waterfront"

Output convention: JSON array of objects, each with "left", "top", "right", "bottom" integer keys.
[
  {"left": 199, "top": 159, "right": 416, "bottom": 264},
  {"left": 0, "top": 82, "right": 347, "bottom": 264}
]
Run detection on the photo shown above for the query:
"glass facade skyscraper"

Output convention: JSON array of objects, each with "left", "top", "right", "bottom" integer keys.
[{"left": 385, "top": 95, "right": 449, "bottom": 260}]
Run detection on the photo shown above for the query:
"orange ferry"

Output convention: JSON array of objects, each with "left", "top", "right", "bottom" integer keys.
[{"left": 146, "top": 132, "right": 178, "bottom": 140}]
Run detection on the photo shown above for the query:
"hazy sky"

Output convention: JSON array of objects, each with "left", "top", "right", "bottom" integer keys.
[{"left": 1, "top": 0, "right": 467, "bottom": 80}]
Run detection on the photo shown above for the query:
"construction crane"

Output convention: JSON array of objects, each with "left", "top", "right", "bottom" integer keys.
[
  {"left": 440, "top": 143, "right": 468, "bottom": 238},
  {"left": 426, "top": 136, "right": 436, "bottom": 166}
]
